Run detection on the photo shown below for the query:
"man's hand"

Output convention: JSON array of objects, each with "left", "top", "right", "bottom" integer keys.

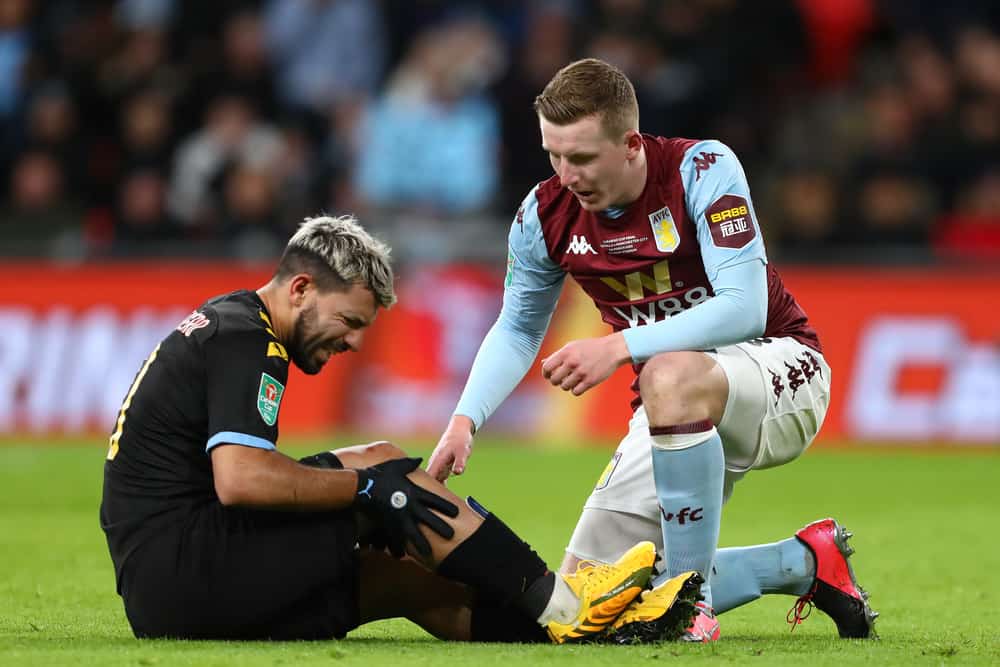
[
  {"left": 427, "top": 415, "right": 475, "bottom": 482},
  {"left": 354, "top": 457, "right": 459, "bottom": 557},
  {"left": 541, "top": 333, "right": 631, "bottom": 396}
]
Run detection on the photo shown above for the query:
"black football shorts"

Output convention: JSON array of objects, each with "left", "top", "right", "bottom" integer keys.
[{"left": 119, "top": 502, "right": 360, "bottom": 640}]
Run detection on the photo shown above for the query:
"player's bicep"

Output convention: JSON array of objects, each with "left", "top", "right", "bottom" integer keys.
[
  {"left": 502, "top": 245, "right": 564, "bottom": 330},
  {"left": 203, "top": 329, "right": 287, "bottom": 453},
  {"left": 502, "top": 188, "right": 565, "bottom": 332},
  {"left": 681, "top": 140, "right": 767, "bottom": 280},
  {"left": 209, "top": 440, "right": 272, "bottom": 468}
]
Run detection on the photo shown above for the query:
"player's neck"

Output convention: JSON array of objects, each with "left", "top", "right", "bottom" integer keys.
[{"left": 256, "top": 282, "right": 290, "bottom": 344}]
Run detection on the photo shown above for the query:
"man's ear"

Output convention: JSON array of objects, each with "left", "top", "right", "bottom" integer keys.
[
  {"left": 288, "top": 273, "right": 313, "bottom": 307},
  {"left": 624, "top": 129, "right": 642, "bottom": 159}
]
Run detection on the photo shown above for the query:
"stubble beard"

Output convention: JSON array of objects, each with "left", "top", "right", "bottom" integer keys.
[{"left": 289, "top": 302, "right": 322, "bottom": 375}]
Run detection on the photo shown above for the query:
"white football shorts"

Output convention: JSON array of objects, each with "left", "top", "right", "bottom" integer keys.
[{"left": 565, "top": 336, "right": 831, "bottom": 564}]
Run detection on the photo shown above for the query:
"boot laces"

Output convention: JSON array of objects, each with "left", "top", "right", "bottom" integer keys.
[
  {"left": 787, "top": 593, "right": 814, "bottom": 631},
  {"left": 572, "top": 559, "right": 617, "bottom": 588}
]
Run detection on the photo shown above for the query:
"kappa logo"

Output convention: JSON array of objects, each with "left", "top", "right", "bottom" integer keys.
[
  {"left": 567, "top": 234, "right": 597, "bottom": 255},
  {"left": 693, "top": 151, "right": 723, "bottom": 180},
  {"left": 769, "top": 368, "right": 784, "bottom": 406}
]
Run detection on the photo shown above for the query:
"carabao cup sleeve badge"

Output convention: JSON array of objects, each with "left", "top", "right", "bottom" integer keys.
[{"left": 257, "top": 372, "right": 285, "bottom": 426}]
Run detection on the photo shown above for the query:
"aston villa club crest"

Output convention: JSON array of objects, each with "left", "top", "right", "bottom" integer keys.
[{"left": 648, "top": 205, "right": 679, "bottom": 253}]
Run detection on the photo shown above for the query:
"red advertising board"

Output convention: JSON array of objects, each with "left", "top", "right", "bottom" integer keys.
[
  {"left": 0, "top": 262, "right": 351, "bottom": 435},
  {"left": 782, "top": 268, "right": 999, "bottom": 444},
  {"left": 1, "top": 262, "right": 997, "bottom": 445}
]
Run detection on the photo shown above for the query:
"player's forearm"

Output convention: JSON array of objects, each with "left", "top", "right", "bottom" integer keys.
[
  {"left": 213, "top": 447, "right": 358, "bottom": 510},
  {"left": 453, "top": 314, "right": 545, "bottom": 431},
  {"left": 621, "top": 260, "right": 767, "bottom": 362}
]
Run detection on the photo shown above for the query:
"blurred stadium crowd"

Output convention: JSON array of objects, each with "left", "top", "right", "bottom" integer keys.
[{"left": 0, "top": 0, "right": 998, "bottom": 262}]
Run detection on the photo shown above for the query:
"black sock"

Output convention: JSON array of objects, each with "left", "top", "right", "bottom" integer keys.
[
  {"left": 437, "top": 499, "right": 552, "bottom": 620},
  {"left": 469, "top": 601, "right": 549, "bottom": 643},
  {"left": 517, "top": 572, "right": 556, "bottom": 621}
]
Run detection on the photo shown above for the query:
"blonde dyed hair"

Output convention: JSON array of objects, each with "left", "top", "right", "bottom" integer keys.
[{"left": 277, "top": 215, "right": 396, "bottom": 308}]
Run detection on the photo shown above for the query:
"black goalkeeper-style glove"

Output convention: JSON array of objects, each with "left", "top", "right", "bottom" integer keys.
[{"left": 354, "top": 457, "right": 459, "bottom": 558}]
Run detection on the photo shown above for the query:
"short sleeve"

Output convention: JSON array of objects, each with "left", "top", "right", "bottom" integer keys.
[{"left": 203, "top": 321, "right": 289, "bottom": 452}]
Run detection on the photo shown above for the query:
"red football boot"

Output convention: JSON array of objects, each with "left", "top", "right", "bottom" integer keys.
[
  {"left": 681, "top": 602, "right": 720, "bottom": 642},
  {"left": 789, "top": 518, "right": 879, "bottom": 639}
]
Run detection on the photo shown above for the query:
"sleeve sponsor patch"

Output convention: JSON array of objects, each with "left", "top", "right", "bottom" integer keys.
[
  {"left": 706, "top": 194, "right": 756, "bottom": 248},
  {"left": 257, "top": 372, "right": 284, "bottom": 426}
]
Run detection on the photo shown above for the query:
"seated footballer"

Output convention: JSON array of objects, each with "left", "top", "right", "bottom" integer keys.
[{"left": 99, "top": 215, "right": 701, "bottom": 643}]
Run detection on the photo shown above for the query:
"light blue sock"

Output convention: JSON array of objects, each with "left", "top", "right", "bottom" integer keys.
[
  {"left": 650, "top": 423, "right": 724, "bottom": 608},
  {"left": 708, "top": 538, "right": 816, "bottom": 614}
]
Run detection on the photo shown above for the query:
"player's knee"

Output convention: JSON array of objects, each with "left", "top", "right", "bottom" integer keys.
[
  {"left": 360, "top": 440, "right": 407, "bottom": 464},
  {"left": 638, "top": 352, "right": 704, "bottom": 402},
  {"left": 332, "top": 440, "right": 407, "bottom": 468},
  {"left": 639, "top": 352, "right": 723, "bottom": 424}
]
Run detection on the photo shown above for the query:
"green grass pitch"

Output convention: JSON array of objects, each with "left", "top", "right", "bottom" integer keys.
[{"left": 1, "top": 440, "right": 998, "bottom": 666}]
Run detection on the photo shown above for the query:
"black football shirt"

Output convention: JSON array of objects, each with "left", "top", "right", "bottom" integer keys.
[{"left": 100, "top": 290, "right": 290, "bottom": 577}]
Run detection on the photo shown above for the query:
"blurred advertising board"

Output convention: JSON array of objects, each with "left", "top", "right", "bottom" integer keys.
[
  {"left": 1, "top": 262, "right": 997, "bottom": 445},
  {"left": 784, "top": 268, "right": 999, "bottom": 445}
]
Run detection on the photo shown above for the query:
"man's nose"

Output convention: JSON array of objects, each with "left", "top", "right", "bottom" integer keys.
[{"left": 557, "top": 160, "right": 578, "bottom": 186}]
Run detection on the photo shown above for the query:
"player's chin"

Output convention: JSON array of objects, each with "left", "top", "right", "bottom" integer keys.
[
  {"left": 576, "top": 195, "right": 604, "bottom": 211},
  {"left": 292, "top": 354, "right": 324, "bottom": 375}
]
